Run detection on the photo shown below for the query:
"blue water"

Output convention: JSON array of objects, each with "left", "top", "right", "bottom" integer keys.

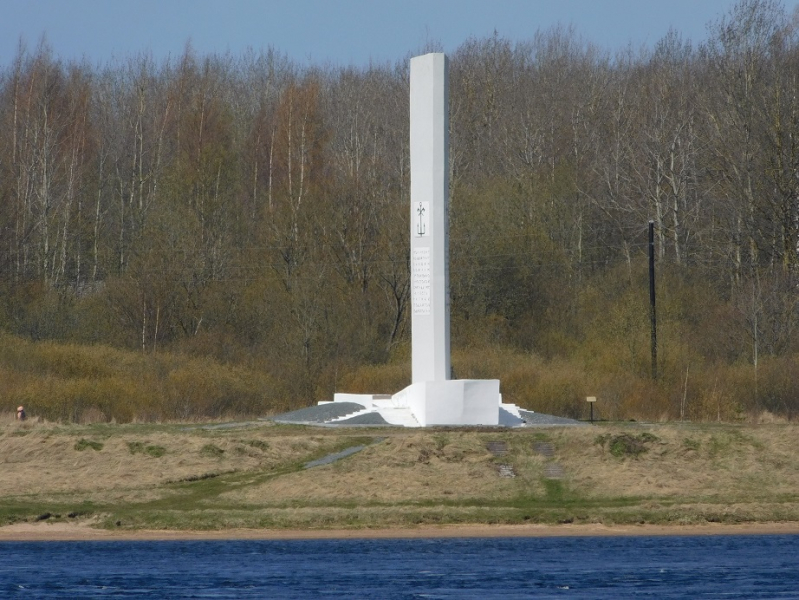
[{"left": 1, "top": 534, "right": 798, "bottom": 598}]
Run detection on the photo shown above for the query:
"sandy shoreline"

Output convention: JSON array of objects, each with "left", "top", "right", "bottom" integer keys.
[{"left": 2, "top": 521, "right": 799, "bottom": 542}]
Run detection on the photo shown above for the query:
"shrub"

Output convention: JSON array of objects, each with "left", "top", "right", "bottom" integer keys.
[
  {"left": 595, "top": 433, "right": 657, "bottom": 458},
  {"left": 128, "top": 441, "right": 166, "bottom": 457},
  {"left": 337, "top": 362, "right": 411, "bottom": 396},
  {"left": 74, "top": 439, "right": 103, "bottom": 451},
  {"left": 200, "top": 444, "right": 224, "bottom": 458},
  {"left": 0, "top": 333, "right": 279, "bottom": 423}
]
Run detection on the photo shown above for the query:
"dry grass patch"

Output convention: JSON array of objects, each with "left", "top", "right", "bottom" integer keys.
[
  {"left": 3, "top": 421, "right": 799, "bottom": 530},
  {"left": 222, "top": 432, "right": 546, "bottom": 505},
  {"left": 0, "top": 425, "right": 280, "bottom": 499},
  {"left": 547, "top": 424, "right": 799, "bottom": 502}
]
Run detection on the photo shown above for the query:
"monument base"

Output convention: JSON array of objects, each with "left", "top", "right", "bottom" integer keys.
[
  {"left": 278, "top": 393, "right": 582, "bottom": 427},
  {"left": 328, "top": 381, "right": 524, "bottom": 427},
  {"left": 392, "top": 379, "right": 500, "bottom": 426}
]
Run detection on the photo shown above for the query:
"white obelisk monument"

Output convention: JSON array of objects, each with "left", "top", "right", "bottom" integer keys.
[
  {"left": 330, "top": 53, "right": 501, "bottom": 426},
  {"left": 392, "top": 53, "right": 500, "bottom": 426},
  {"left": 410, "top": 52, "right": 450, "bottom": 384}
]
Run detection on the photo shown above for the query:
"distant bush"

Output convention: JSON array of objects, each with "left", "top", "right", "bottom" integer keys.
[
  {"left": 0, "top": 333, "right": 281, "bottom": 423},
  {"left": 1, "top": 322, "right": 797, "bottom": 424},
  {"left": 336, "top": 362, "right": 411, "bottom": 396}
]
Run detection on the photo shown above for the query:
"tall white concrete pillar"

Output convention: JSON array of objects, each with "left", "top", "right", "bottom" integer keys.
[
  {"left": 389, "top": 52, "right": 499, "bottom": 426},
  {"left": 331, "top": 52, "right": 502, "bottom": 426},
  {"left": 410, "top": 53, "right": 450, "bottom": 385}
]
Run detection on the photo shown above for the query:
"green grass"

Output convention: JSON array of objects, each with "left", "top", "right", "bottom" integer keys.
[
  {"left": 683, "top": 437, "right": 701, "bottom": 451},
  {"left": 241, "top": 439, "right": 269, "bottom": 451},
  {"left": 595, "top": 432, "right": 658, "bottom": 458},
  {"left": 200, "top": 444, "right": 225, "bottom": 458},
  {"left": 74, "top": 438, "right": 103, "bottom": 451},
  {"left": 128, "top": 441, "right": 166, "bottom": 457},
  {"left": 0, "top": 500, "right": 98, "bottom": 527}
]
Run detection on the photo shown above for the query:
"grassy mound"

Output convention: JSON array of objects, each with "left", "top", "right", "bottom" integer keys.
[{"left": 1, "top": 420, "right": 798, "bottom": 531}]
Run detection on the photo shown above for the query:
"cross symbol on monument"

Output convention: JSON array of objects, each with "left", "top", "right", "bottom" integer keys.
[{"left": 416, "top": 202, "right": 426, "bottom": 236}]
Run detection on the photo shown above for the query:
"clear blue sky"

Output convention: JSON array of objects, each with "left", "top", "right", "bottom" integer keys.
[{"left": 4, "top": 0, "right": 799, "bottom": 67}]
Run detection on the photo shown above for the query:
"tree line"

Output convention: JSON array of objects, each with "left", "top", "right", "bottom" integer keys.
[{"left": 2, "top": 0, "right": 799, "bottom": 419}]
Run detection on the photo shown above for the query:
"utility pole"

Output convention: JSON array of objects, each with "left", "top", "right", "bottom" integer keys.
[{"left": 649, "top": 220, "right": 657, "bottom": 380}]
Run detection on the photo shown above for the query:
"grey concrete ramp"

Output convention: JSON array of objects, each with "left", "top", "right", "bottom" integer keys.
[
  {"left": 334, "top": 412, "right": 390, "bottom": 425},
  {"left": 270, "top": 402, "right": 366, "bottom": 424},
  {"left": 518, "top": 409, "right": 586, "bottom": 426},
  {"left": 269, "top": 403, "right": 585, "bottom": 428}
]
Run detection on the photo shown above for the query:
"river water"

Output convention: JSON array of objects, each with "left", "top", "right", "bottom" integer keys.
[{"left": 1, "top": 534, "right": 798, "bottom": 598}]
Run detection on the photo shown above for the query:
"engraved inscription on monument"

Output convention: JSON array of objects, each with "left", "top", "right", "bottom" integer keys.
[
  {"left": 415, "top": 202, "right": 430, "bottom": 237},
  {"left": 412, "top": 247, "right": 431, "bottom": 315}
]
